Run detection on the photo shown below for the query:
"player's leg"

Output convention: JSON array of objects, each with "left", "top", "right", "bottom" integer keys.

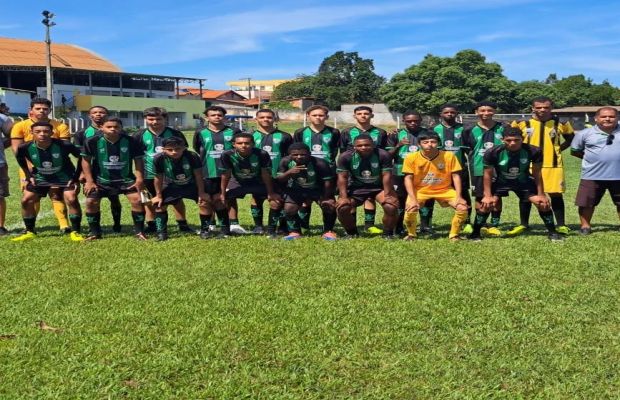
[
  {"left": 282, "top": 195, "right": 303, "bottom": 240},
  {"left": 460, "top": 170, "right": 474, "bottom": 234},
  {"left": 298, "top": 202, "right": 312, "bottom": 230},
  {"left": 445, "top": 194, "right": 469, "bottom": 240},
  {"left": 49, "top": 190, "right": 70, "bottom": 233},
  {"left": 364, "top": 198, "right": 382, "bottom": 234},
  {"left": 393, "top": 176, "right": 406, "bottom": 236},
  {"left": 62, "top": 186, "right": 84, "bottom": 241},
  {"left": 403, "top": 197, "right": 425, "bottom": 240},
  {"left": 375, "top": 191, "right": 398, "bottom": 239},
  {"left": 12, "top": 188, "right": 40, "bottom": 241},
  {"left": 0, "top": 166, "right": 8, "bottom": 234},
  {"left": 250, "top": 196, "right": 264, "bottom": 233},
  {"left": 154, "top": 203, "right": 170, "bottom": 241},
  {"left": 206, "top": 178, "right": 230, "bottom": 237},
  {"left": 549, "top": 193, "right": 568, "bottom": 233},
  {"left": 337, "top": 194, "right": 361, "bottom": 237},
  {"left": 126, "top": 191, "right": 147, "bottom": 240},
  {"left": 143, "top": 179, "right": 157, "bottom": 233},
  {"left": 419, "top": 199, "right": 435, "bottom": 234},
  {"left": 85, "top": 190, "right": 103, "bottom": 239},
  {"left": 172, "top": 200, "right": 192, "bottom": 233},
  {"left": 318, "top": 198, "right": 337, "bottom": 240},
  {"left": 109, "top": 195, "right": 123, "bottom": 233},
  {"left": 528, "top": 193, "right": 561, "bottom": 241}
]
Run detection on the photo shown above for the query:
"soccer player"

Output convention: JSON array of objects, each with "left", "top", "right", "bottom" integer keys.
[
  {"left": 340, "top": 105, "right": 389, "bottom": 234},
  {"left": 336, "top": 134, "right": 398, "bottom": 239},
  {"left": 11, "top": 97, "right": 71, "bottom": 233},
  {"left": 74, "top": 105, "right": 123, "bottom": 232},
  {"left": 276, "top": 143, "right": 337, "bottom": 240},
  {"left": 81, "top": 117, "right": 146, "bottom": 240},
  {"left": 293, "top": 105, "right": 341, "bottom": 229},
  {"left": 150, "top": 137, "right": 212, "bottom": 241},
  {"left": 470, "top": 127, "right": 563, "bottom": 241},
  {"left": 133, "top": 107, "right": 190, "bottom": 233},
  {"left": 386, "top": 110, "right": 427, "bottom": 235},
  {"left": 511, "top": 97, "right": 574, "bottom": 235},
  {"left": 219, "top": 133, "right": 282, "bottom": 237},
  {"left": 462, "top": 101, "right": 505, "bottom": 236},
  {"left": 250, "top": 108, "right": 292, "bottom": 234},
  {"left": 193, "top": 106, "right": 240, "bottom": 233},
  {"left": 0, "top": 103, "right": 12, "bottom": 235},
  {"left": 12, "top": 122, "right": 83, "bottom": 242},
  {"left": 401, "top": 131, "right": 468, "bottom": 241}
]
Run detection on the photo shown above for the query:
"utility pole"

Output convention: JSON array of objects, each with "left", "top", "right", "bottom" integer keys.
[
  {"left": 42, "top": 10, "right": 56, "bottom": 118},
  {"left": 239, "top": 77, "right": 252, "bottom": 99}
]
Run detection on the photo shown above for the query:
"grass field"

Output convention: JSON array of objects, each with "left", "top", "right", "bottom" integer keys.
[{"left": 1, "top": 130, "right": 619, "bottom": 398}]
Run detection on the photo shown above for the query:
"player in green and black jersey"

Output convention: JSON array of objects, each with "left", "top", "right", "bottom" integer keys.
[
  {"left": 462, "top": 101, "right": 505, "bottom": 236},
  {"left": 193, "top": 106, "right": 240, "bottom": 233},
  {"left": 250, "top": 108, "right": 292, "bottom": 234},
  {"left": 220, "top": 133, "right": 282, "bottom": 238},
  {"left": 12, "top": 122, "right": 83, "bottom": 242},
  {"left": 293, "top": 105, "right": 340, "bottom": 229},
  {"left": 81, "top": 117, "right": 146, "bottom": 240},
  {"left": 133, "top": 107, "right": 190, "bottom": 233},
  {"left": 471, "top": 127, "right": 562, "bottom": 241},
  {"left": 276, "top": 143, "right": 336, "bottom": 240},
  {"left": 150, "top": 137, "right": 213, "bottom": 241},
  {"left": 336, "top": 134, "right": 399, "bottom": 239},
  {"left": 386, "top": 110, "right": 427, "bottom": 235}
]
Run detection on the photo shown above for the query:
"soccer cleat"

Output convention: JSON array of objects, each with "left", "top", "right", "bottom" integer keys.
[
  {"left": 322, "top": 231, "right": 338, "bottom": 241},
  {"left": 135, "top": 232, "right": 148, "bottom": 241},
  {"left": 506, "top": 225, "right": 528, "bottom": 237},
  {"left": 556, "top": 225, "right": 571, "bottom": 235},
  {"left": 366, "top": 226, "right": 383, "bottom": 235},
  {"left": 85, "top": 234, "right": 102, "bottom": 241},
  {"left": 0, "top": 227, "right": 9, "bottom": 236},
  {"left": 230, "top": 224, "right": 248, "bottom": 235},
  {"left": 215, "top": 232, "right": 229, "bottom": 239},
  {"left": 69, "top": 231, "right": 85, "bottom": 242},
  {"left": 251, "top": 226, "right": 265, "bottom": 235},
  {"left": 156, "top": 232, "right": 168, "bottom": 241},
  {"left": 178, "top": 224, "right": 194, "bottom": 233},
  {"left": 403, "top": 235, "right": 417, "bottom": 241},
  {"left": 461, "top": 223, "right": 473, "bottom": 235},
  {"left": 208, "top": 224, "right": 218, "bottom": 232},
  {"left": 578, "top": 227, "right": 592, "bottom": 236},
  {"left": 449, "top": 235, "right": 464, "bottom": 242},
  {"left": 112, "top": 224, "right": 122, "bottom": 233},
  {"left": 283, "top": 232, "right": 302, "bottom": 241},
  {"left": 62, "top": 227, "right": 72, "bottom": 235},
  {"left": 482, "top": 226, "right": 502, "bottom": 237},
  {"left": 11, "top": 231, "right": 36, "bottom": 242},
  {"left": 548, "top": 232, "right": 564, "bottom": 242},
  {"left": 199, "top": 229, "right": 214, "bottom": 239},
  {"left": 382, "top": 234, "right": 396, "bottom": 240},
  {"left": 341, "top": 234, "right": 359, "bottom": 240},
  {"left": 469, "top": 235, "right": 482, "bottom": 242},
  {"left": 418, "top": 226, "right": 435, "bottom": 235}
]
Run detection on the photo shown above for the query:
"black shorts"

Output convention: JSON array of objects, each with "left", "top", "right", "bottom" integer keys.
[
  {"left": 348, "top": 187, "right": 383, "bottom": 206},
  {"left": 162, "top": 185, "right": 198, "bottom": 206},
  {"left": 26, "top": 182, "right": 76, "bottom": 197},
  {"left": 459, "top": 168, "right": 470, "bottom": 192},
  {"left": 283, "top": 189, "right": 322, "bottom": 205},
  {"left": 472, "top": 176, "right": 485, "bottom": 198},
  {"left": 226, "top": 179, "right": 267, "bottom": 199},
  {"left": 575, "top": 179, "right": 620, "bottom": 208},
  {"left": 87, "top": 182, "right": 137, "bottom": 199},
  {"left": 492, "top": 178, "right": 537, "bottom": 201},
  {"left": 0, "top": 165, "right": 9, "bottom": 198},
  {"left": 392, "top": 175, "right": 406, "bottom": 197},
  {"left": 203, "top": 177, "right": 222, "bottom": 195},
  {"left": 144, "top": 179, "right": 156, "bottom": 196}
]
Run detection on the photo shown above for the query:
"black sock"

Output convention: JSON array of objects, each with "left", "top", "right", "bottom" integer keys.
[
  {"left": 539, "top": 209, "right": 556, "bottom": 232},
  {"left": 216, "top": 209, "right": 230, "bottom": 234},
  {"left": 110, "top": 196, "right": 122, "bottom": 226},
  {"left": 176, "top": 219, "right": 189, "bottom": 228},
  {"left": 131, "top": 211, "right": 145, "bottom": 234},
  {"left": 278, "top": 216, "right": 288, "bottom": 233},
  {"left": 199, "top": 214, "right": 212, "bottom": 231},
  {"left": 251, "top": 205, "right": 263, "bottom": 227},
  {"left": 322, "top": 211, "right": 337, "bottom": 232},
  {"left": 68, "top": 213, "right": 82, "bottom": 233},
  {"left": 550, "top": 196, "right": 565, "bottom": 226},
  {"left": 396, "top": 208, "right": 405, "bottom": 234},
  {"left": 364, "top": 208, "right": 376, "bottom": 228},
  {"left": 490, "top": 210, "right": 501, "bottom": 227},
  {"left": 267, "top": 209, "right": 280, "bottom": 233},
  {"left": 24, "top": 216, "right": 36, "bottom": 233},
  {"left": 519, "top": 201, "right": 531, "bottom": 227},
  {"left": 230, "top": 218, "right": 239, "bottom": 225},
  {"left": 86, "top": 212, "right": 101, "bottom": 236},
  {"left": 147, "top": 220, "right": 157, "bottom": 232},
  {"left": 298, "top": 206, "right": 311, "bottom": 229},
  {"left": 420, "top": 200, "right": 434, "bottom": 228},
  {"left": 286, "top": 212, "right": 301, "bottom": 233},
  {"left": 155, "top": 212, "right": 168, "bottom": 233},
  {"left": 472, "top": 211, "right": 490, "bottom": 237}
]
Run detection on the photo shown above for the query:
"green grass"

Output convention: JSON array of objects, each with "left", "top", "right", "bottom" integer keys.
[{"left": 1, "top": 135, "right": 619, "bottom": 398}]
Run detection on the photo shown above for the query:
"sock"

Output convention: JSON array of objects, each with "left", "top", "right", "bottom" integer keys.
[
  {"left": 396, "top": 208, "right": 405, "bottom": 234},
  {"left": 147, "top": 220, "right": 157, "bottom": 232},
  {"left": 250, "top": 205, "right": 263, "bottom": 227},
  {"left": 110, "top": 196, "right": 122, "bottom": 227},
  {"left": 131, "top": 211, "right": 146, "bottom": 234},
  {"left": 419, "top": 200, "right": 434, "bottom": 228},
  {"left": 230, "top": 218, "right": 239, "bottom": 226},
  {"left": 403, "top": 211, "right": 418, "bottom": 237},
  {"left": 519, "top": 201, "right": 531, "bottom": 227},
  {"left": 538, "top": 209, "right": 556, "bottom": 233},
  {"left": 472, "top": 211, "right": 490, "bottom": 237},
  {"left": 86, "top": 212, "right": 101, "bottom": 236},
  {"left": 450, "top": 210, "right": 469, "bottom": 238},
  {"left": 286, "top": 212, "right": 301, "bottom": 233},
  {"left": 68, "top": 213, "right": 82, "bottom": 233},
  {"left": 267, "top": 209, "right": 280, "bottom": 233},
  {"left": 490, "top": 210, "right": 502, "bottom": 227},
  {"left": 550, "top": 196, "right": 565, "bottom": 226},
  {"left": 24, "top": 216, "right": 36, "bottom": 233},
  {"left": 155, "top": 211, "right": 168, "bottom": 234},
  {"left": 278, "top": 216, "right": 288, "bottom": 233},
  {"left": 462, "top": 191, "right": 472, "bottom": 224},
  {"left": 52, "top": 200, "right": 69, "bottom": 229},
  {"left": 298, "top": 206, "right": 311, "bottom": 229},
  {"left": 216, "top": 209, "right": 230, "bottom": 234},
  {"left": 322, "top": 211, "right": 337, "bottom": 232},
  {"left": 176, "top": 219, "right": 189, "bottom": 228},
  {"left": 364, "top": 208, "right": 376, "bottom": 228},
  {"left": 199, "top": 214, "right": 212, "bottom": 231}
]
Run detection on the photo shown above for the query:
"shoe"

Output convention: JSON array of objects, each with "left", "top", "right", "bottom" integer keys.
[
  {"left": 469, "top": 235, "right": 482, "bottom": 242},
  {"left": 403, "top": 235, "right": 417, "bottom": 241},
  {"left": 548, "top": 232, "right": 564, "bottom": 242},
  {"left": 578, "top": 227, "right": 592, "bottom": 236},
  {"left": 461, "top": 223, "right": 473, "bottom": 235},
  {"left": 230, "top": 224, "right": 248, "bottom": 235},
  {"left": 283, "top": 232, "right": 302, "bottom": 241},
  {"left": 112, "top": 224, "right": 122, "bottom": 233},
  {"left": 199, "top": 229, "right": 214, "bottom": 239},
  {"left": 341, "top": 234, "right": 359, "bottom": 240},
  {"left": 0, "top": 227, "right": 9, "bottom": 236},
  {"left": 85, "top": 234, "right": 102, "bottom": 241},
  {"left": 449, "top": 235, "right": 463, "bottom": 242},
  {"left": 418, "top": 226, "right": 435, "bottom": 235},
  {"left": 322, "top": 231, "right": 338, "bottom": 241},
  {"left": 135, "top": 232, "right": 148, "bottom": 241},
  {"left": 208, "top": 224, "right": 218, "bottom": 232},
  {"left": 251, "top": 226, "right": 265, "bottom": 235},
  {"left": 11, "top": 231, "right": 36, "bottom": 242},
  {"left": 382, "top": 234, "right": 396, "bottom": 240},
  {"left": 556, "top": 225, "right": 571, "bottom": 235},
  {"left": 366, "top": 226, "right": 383, "bottom": 235},
  {"left": 156, "top": 232, "right": 168, "bottom": 241},
  {"left": 506, "top": 225, "right": 528, "bottom": 237},
  {"left": 69, "top": 231, "right": 85, "bottom": 242},
  {"left": 215, "top": 232, "right": 229, "bottom": 239},
  {"left": 178, "top": 224, "right": 193, "bottom": 233},
  {"left": 62, "top": 227, "right": 72, "bottom": 234},
  {"left": 144, "top": 223, "right": 157, "bottom": 234},
  {"left": 482, "top": 226, "right": 502, "bottom": 237}
]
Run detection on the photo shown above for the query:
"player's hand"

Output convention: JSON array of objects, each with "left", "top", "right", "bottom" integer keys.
[
  {"left": 68, "top": 180, "right": 80, "bottom": 193},
  {"left": 397, "top": 138, "right": 410, "bottom": 147},
  {"left": 531, "top": 195, "right": 550, "bottom": 210},
  {"left": 336, "top": 196, "right": 352, "bottom": 209},
  {"left": 388, "top": 128, "right": 399, "bottom": 136},
  {"left": 151, "top": 195, "right": 163, "bottom": 208},
  {"left": 267, "top": 192, "right": 282, "bottom": 207},
  {"left": 83, "top": 181, "right": 97, "bottom": 195},
  {"left": 131, "top": 179, "right": 144, "bottom": 193},
  {"left": 480, "top": 196, "right": 495, "bottom": 211},
  {"left": 286, "top": 165, "right": 307, "bottom": 176},
  {"left": 405, "top": 196, "right": 419, "bottom": 212},
  {"left": 198, "top": 191, "right": 211, "bottom": 205},
  {"left": 28, "top": 177, "right": 36, "bottom": 187},
  {"left": 455, "top": 197, "right": 468, "bottom": 207}
]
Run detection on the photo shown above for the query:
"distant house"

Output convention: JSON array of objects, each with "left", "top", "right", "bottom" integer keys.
[
  {"left": 179, "top": 88, "right": 247, "bottom": 102},
  {"left": 552, "top": 106, "right": 620, "bottom": 130}
]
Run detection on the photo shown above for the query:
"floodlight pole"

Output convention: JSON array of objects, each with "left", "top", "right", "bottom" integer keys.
[{"left": 42, "top": 10, "right": 56, "bottom": 118}]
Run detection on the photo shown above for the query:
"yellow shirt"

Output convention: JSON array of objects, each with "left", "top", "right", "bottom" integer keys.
[
  {"left": 10, "top": 119, "right": 70, "bottom": 142},
  {"left": 402, "top": 150, "right": 461, "bottom": 196},
  {"left": 511, "top": 118, "right": 574, "bottom": 168}
]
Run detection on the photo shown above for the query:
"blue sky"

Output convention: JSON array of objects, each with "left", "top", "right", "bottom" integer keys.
[{"left": 3, "top": 0, "right": 620, "bottom": 89}]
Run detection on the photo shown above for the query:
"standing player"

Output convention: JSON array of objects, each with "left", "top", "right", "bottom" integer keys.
[
  {"left": 74, "top": 105, "right": 123, "bottom": 232},
  {"left": 0, "top": 102, "right": 12, "bottom": 235},
  {"left": 293, "top": 105, "right": 341, "bottom": 229},
  {"left": 276, "top": 143, "right": 337, "bottom": 240},
  {"left": 401, "top": 131, "right": 468, "bottom": 241},
  {"left": 462, "top": 101, "right": 505, "bottom": 236},
  {"left": 133, "top": 107, "right": 190, "bottom": 233},
  {"left": 220, "top": 133, "right": 282, "bottom": 237},
  {"left": 250, "top": 108, "right": 292, "bottom": 234},
  {"left": 340, "top": 105, "right": 389, "bottom": 234},
  {"left": 193, "top": 106, "right": 239, "bottom": 233},
  {"left": 11, "top": 97, "right": 71, "bottom": 233},
  {"left": 12, "top": 122, "right": 83, "bottom": 241},
  {"left": 336, "top": 135, "right": 398, "bottom": 239},
  {"left": 471, "top": 127, "right": 563, "bottom": 241},
  {"left": 511, "top": 97, "right": 574, "bottom": 235},
  {"left": 81, "top": 117, "right": 146, "bottom": 240}
]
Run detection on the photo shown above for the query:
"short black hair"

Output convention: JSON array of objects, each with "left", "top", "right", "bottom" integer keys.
[
  {"left": 474, "top": 101, "right": 497, "bottom": 110},
  {"left": 402, "top": 110, "right": 422, "bottom": 119},
  {"left": 353, "top": 134, "right": 374, "bottom": 143},
  {"left": 143, "top": 107, "right": 168, "bottom": 118},
  {"left": 232, "top": 132, "right": 254, "bottom": 143},
  {"left": 30, "top": 97, "right": 52, "bottom": 108},
  {"left": 353, "top": 105, "right": 373, "bottom": 113},
  {"left": 288, "top": 142, "right": 310, "bottom": 154},
  {"left": 439, "top": 103, "right": 459, "bottom": 112},
  {"left": 531, "top": 96, "right": 554, "bottom": 106},
  {"left": 162, "top": 136, "right": 186, "bottom": 147},
  {"left": 502, "top": 127, "right": 523, "bottom": 138},
  {"left": 256, "top": 108, "right": 276, "bottom": 117},
  {"left": 102, "top": 116, "right": 123, "bottom": 126},
  {"left": 305, "top": 105, "right": 329, "bottom": 115},
  {"left": 89, "top": 105, "right": 109, "bottom": 113},
  {"left": 205, "top": 106, "right": 227, "bottom": 115},
  {"left": 30, "top": 121, "right": 53, "bottom": 131},
  {"left": 417, "top": 131, "right": 441, "bottom": 142}
]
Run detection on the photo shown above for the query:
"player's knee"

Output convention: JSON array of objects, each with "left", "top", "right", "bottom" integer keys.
[
  {"left": 382, "top": 203, "right": 398, "bottom": 216},
  {"left": 320, "top": 199, "right": 336, "bottom": 212},
  {"left": 336, "top": 203, "right": 352, "bottom": 214}
]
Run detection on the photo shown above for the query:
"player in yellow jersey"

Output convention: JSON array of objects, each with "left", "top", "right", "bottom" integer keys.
[
  {"left": 10, "top": 98, "right": 71, "bottom": 233},
  {"left": 511, "top": 96, "right": 574, "bottom": 235},
  {"left": 402, "top": 131, "right": 469, "bottom": 241}
]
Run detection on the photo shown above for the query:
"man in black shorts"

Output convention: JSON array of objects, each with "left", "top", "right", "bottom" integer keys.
[
  {"left": 336, "top": 134, "right": 399, "bottom": 239},
  {"left": 276, "top": 143, "right": 336, "bottom": 240}
]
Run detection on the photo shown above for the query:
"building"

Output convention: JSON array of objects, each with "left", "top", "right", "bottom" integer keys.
[
  {"left": 0, "top": 37, "right": 206, "bottom": 129},
  {"left": 226, "top": 79, "right": 295, "bottom": 100}
]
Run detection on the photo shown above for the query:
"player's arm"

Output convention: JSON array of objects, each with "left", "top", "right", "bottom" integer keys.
[
  {"left": 336, "top": 171, "right": 351, "bottom": 207},
  {"left": 57, "top": 122, "right": 71, "bottom": 142},
  {"left": 10, "top": 124, "right": 24, "bottom": 154},
  {"left": 151, "top": 173, "right": 165, "bottom": 208},
  {"left": 380, "top": 151, "right": 396, "bottom": 198},
  {"left": 480, "top": 166, "right": 495, "bottom": 210},
  {"left": 132, "top": 158, "right": 145, "bottom": 192},
  {"left": 385, "top": 133, "right": 401, "bottom": 157},
  {"left": 15, "top": 146, "right": 33, "bottom": 183},
  {"left": 559, "top": 122, "right": 575, "bottom": 151},
  {"left": 80, "top": 156, "right": 97, "bottom": 195}
]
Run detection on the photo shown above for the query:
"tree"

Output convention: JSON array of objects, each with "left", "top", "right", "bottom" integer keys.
[
  {"left": 380, "top": 50, "right": 518, "bottom": 114},
  {"left": 513, "top": 80, "right": 557, "bottom": 112},
  {"left": 271, "top": 76, "right": 314, "bottom": 100}
]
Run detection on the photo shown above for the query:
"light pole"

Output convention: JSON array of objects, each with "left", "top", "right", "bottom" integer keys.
[
  {"left": 42, "top": 10, "right": 56, "bottom": 118},
  {"left": 239, "top": 77, "right": 252, "bottom": 99}
]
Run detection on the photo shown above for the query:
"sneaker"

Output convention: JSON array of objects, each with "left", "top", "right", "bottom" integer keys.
[
  {"left": 85, "top": 234, "right": 102, "bottom": 241},
  {"left": 156, "top": 232, "right": 168, "bottom": 241},
  {"left": 403, "top": 235, "right": 417, "bottom": 241},
  {"left": 215, "top": 232, "right": 229, "bottom": 239},
  {"left": 251, "top": 226, "right": 265, "bottom": 235},
  {"left": 322, "top": 231, "right": 338, "bottom": 241},
  {"left": 69, "top": 231, "right": 85, "bottom": 242},
  {"left": 469, "top": 235, "right": 482, "bottom": 242},
  {"left": 461, "top": 223, "right": 473, "bottom": 235},
  {"left": 61, "top": 227, "right": 72, "bottom": 235},
  {"left": 506, "top": 225, "right": 528, "bottom": 237},
  {"left": 144, "top": 224, "right": 157, "bottom": 234},
  {"left": 11, "top": 231, "right": 36, "bottom": 242},
  {"left": 418, "top": 226, "right": 435, "bottom": 235},
  {"left": 578, "top": 227, "right": 592, "bottom": 236},
  {"left": 482, "top": 226, "right": 502, "bottom": 237},
  {"left": 382, "top": 234, "right": 396, "bottom": 240},
  {"left": 548, "top": 232, "right": 564, "bottom": 242},
  {"left": 556, "top": 225, "right": 571, "bottom": 235},
  {"left": 283, "top": 232, "right": 302, "bottom": 241},
  {"left": 112, "top": 224, "right": 122, "bottom": 233},
  {"left": 199, "top": 229, "right": 214, "bottom": 239},
  {"left": 178, "top": 224, "right": 193, "bottom": 233},
  {"left": 449, "top": 235, "right": 463, "bottom": 242},
  {"left": 230, "top": 224, "right": 248, "bottom": 235},
  {"left": 135, "top": 232, "right": 148, "bottom": 241},
  {"left": 0, "top": 227, "right": 9, "bottom": 236},
  {"left": 341, "top": 234, "right": 359, "bottom": 240},
  {"left": 208, "top": 224, "right": 218, "bottom": 232},
  {"left": 366, "top": 226, "right": 383, "bottom": 235}
]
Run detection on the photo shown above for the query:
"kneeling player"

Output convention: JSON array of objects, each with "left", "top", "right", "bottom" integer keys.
[
  {"left": 150, "top": 137, "right": 212, "bottom": 241},
  {"left": 13, "top": 122, "right": 83, "bottom": 241},
  {"left": 471, "top": 127, "right": 563, "bottom": 241},
  {"left": 81, "top": 117, "right": 147, "bottom": 240},
  {"left": 336, "top": 134, "right": 398, "bottom": 239},
  {"left": 402, "top": 132, "right": 468, "bottom": 241},
  {"left": 276, "top": 143, "right": 337, "bottom": 240}
]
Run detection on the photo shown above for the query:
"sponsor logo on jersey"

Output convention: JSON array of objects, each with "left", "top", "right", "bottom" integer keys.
[
  {"left": 520, "top": 158, "right": 529, "bottom": 164},
  {"left": 120, "top": 147, "right": 128, "bottom": 153},
  {"left": 52, "top": 153, "right": 59, "bottom": 158},
  {"left": 484, "top": 142, "right": 494, "bottom": 149},
  {"left": 109, "top": 156, "right": 119, "bottom": 162},
  {"left": 437, "top": 163, "right": 445, "bottom": 170},
  {"left": 263, "top": 146, "right": 272, "bottom": 153},
  {"left": 155, "top": 146, "right": 164, "bottom": 153}
]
